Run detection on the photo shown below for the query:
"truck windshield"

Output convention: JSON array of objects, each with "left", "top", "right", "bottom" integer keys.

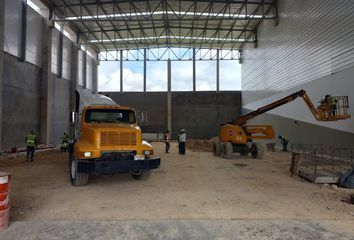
[{"left": 85, "top": 109, "right": 136, "bottom": 124}]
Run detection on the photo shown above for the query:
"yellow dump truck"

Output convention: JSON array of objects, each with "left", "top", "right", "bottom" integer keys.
[{"left": 68, "top": 91, "right": 160, "bottom": 186}]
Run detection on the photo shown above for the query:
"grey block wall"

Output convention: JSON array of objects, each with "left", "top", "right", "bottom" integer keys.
[
  {"left": 2, "top": 53, "right": 41, "bottom": 149},
  {"left": 50, "top": 74, "right": 71, "bottom": 144},
  {"left": 102, "top": 91, "right": 242, "bottom": 139},
  {"left": 2, "top": 53, "right": 73, "bottom": 149}
]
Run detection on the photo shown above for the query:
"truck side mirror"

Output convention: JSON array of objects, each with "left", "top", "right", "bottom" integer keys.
[{"left": 137, "top": 111, "right": 148, "bottom": 126}]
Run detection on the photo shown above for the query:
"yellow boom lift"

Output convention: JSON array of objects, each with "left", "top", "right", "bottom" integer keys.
[{"left": 213, "top": 90, "right": 351, "bottom": 159}]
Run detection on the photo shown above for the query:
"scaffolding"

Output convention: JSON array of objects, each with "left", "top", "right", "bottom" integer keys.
[{"left": 291, "top": 144, "right": 354, "bottom": 184}]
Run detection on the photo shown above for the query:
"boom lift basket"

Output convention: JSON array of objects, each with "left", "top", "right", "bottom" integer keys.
[{"left": 317, "top": 96, "right": 350, "bottom": 121}]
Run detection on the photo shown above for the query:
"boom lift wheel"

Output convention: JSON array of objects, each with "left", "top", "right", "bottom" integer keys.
[
  {"left": 250, "top": 142, "right": 264, "bottom": 159},
  {"left": 222, "top": 142, "right": 233, "bottom": 159},
  {"left": 213, "top": 139, "right": 222, "bottom": 156},
  {"left": 70, "top": 156, "right": 89, "bottom": 186}
]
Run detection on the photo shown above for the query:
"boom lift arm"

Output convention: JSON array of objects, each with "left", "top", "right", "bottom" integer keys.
[{"left": 230, "top": 90, "right": 350, "bottom": 126}]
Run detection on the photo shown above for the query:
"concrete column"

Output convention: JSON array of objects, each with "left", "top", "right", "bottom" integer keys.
[
  {"left": 92, "top": 57, "right": 98, "bottom": 93},
  {"left": 193, "top": 48, "right": 196, "bottom": 92},
  {"left": 143, "top": 49, "right": 147, "bottom": 92},
  {"left": 0, "top": 0, "right": 5, "bottom": 149},
  {"left": 20, "top": 0, "right": 27, "bottom": 62},
  {"left": 69, "top": 43, "right": 79, "bottom": 139},
  {"left": 40, "top": 20, "right": 54, "bottom": 144},
  {"left": 120, "top": 50, "right": 123, "bottom": 92},
  {"left": 216, "top": 49, "right": 220, "bottom": 92},
  {"left": 71, "top": 43, "right": 79, "bottom": 91},
  {"left": 167, "top": 59, "right": 172, "bottom": 134}
]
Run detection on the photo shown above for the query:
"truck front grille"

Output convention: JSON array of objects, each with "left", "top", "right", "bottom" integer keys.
[{"left": 100, "top": 132, "right": 136, "bottom": 146}]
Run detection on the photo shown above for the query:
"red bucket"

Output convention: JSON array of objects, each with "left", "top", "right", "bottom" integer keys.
[{"left": 0, "top": 172, "right": 10, "bottom": 231}]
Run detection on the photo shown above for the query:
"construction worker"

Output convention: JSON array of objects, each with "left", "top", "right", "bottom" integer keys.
[
  {"left": 326, "top": 95, "right": 337, "bottom": 116},
  {"left": 278, "top": 135, "right": 289, "bottom": 152},
  {"left": 60, "top": 131, "right": 70, "bottom": 152},
  {"left": 178, "top": 129, "right": 187, "bottom": 155},
  {"left": 163, "top": 130, "right": 171, "bottom": 153},
  {"left": 25, "top": 130, "right": 37, "bottom": 162}
]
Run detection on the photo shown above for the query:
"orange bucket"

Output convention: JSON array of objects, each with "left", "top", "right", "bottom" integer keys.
[{"left": 0, "top": 172, "right": 10, "bottom": 230}]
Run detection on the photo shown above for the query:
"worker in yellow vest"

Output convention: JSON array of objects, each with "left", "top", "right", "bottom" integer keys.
[{"left": 25, "top": 130, "right": 38, "bottom": 162}]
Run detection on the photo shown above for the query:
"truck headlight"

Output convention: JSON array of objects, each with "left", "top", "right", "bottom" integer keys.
[
  {"left": 144, "top": 150, "right": 151, "bottom": 155},
  {"left": 134, "top": 155, "right": 145, "bottom": 160},
  {"left": 84, "top": 152, "right": 92, "bottom": 157}
]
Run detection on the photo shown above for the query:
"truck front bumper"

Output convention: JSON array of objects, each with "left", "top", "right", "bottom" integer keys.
[{"left": 77, "top": 153, "right": 161, "bottom": 174}]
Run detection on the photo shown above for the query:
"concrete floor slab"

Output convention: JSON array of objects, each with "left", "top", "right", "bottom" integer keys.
[{"left": 0, "top": 219, "right": 353, "bottom": 240}]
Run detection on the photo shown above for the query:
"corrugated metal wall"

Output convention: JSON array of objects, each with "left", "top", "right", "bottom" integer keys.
[
  {"left": 78, "top": 50, "right": 84, "bottom": 86},
  {"left": 51, "top": 29, "right": 60, "bottom": 75},
  {"left": 242, "top": 0, "right": 354, "bottom": 105},
  {"left": 86, "top": 57, "right": 93, "bottom": 90},
  {"left": 4, "top": 0, "right": 22, "bottom": 57},
  {"left": 62, "top": 37, "right": 72, "bottom": 80},
  {"left": 26, "top": 6, "right": 42, "bottom": 66}
]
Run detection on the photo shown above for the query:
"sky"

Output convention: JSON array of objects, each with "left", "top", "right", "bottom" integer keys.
[{"left": 98, "top": 54, "right": 241, "bottom": 92}]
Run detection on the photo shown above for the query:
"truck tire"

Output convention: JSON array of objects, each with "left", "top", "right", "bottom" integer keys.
[
  {"left": 222, "top": 142, "right": 233, "bottom": 159},
  {"left": 251, "top": 142, "right": 264, "bottom": 159},
  {"left": 213, "top": 139, "right": 222, "bottom": 156},
  {"left": 131, "top": 170, "right": 151, "bottom": 180},
  {"left": 70, "top": 157, "right": 89, "bottom": 186}
]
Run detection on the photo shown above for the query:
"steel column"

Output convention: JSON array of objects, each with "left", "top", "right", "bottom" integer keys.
[
  {"left": 167, "top": 58, "right": 172, "bottom": 134},
  {"left": 216, "top": 49, "right": 220, "bottom": 91},
  {"left": 58, "top": 24, "right": 64, "bottom": 77},
  {"left": 120, "top": 50, "right": 123, "bottom": 92},
  {"left": 83, "top": 51, "right": 87, "bottom": 89},
  {"left": 20, "top": 0, "right": 27, "bottom": 62},
  {"left": 143, "top": 48, "right": 147, "bottom": 92},
  {"left": 92, "top": 57, "right": 98, "bottom": 93},
  {"left": 193, "top": 48, "right": 196, "bottom": 92}
]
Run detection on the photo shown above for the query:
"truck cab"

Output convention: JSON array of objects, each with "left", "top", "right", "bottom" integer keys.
[{"left": 69, "top": 93, "right": 160, "bottom": 186}]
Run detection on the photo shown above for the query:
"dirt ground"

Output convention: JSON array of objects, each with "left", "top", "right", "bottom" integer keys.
[{"left": 0, "top": 142, "right": 353, "bottom": 233}]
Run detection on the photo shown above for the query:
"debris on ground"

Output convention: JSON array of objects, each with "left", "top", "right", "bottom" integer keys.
[{"left": 186, "top": 139, "right": 213, "bottom": 152}]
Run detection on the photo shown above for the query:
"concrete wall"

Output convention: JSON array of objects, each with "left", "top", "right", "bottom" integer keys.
[
  {"left": 1, "top": 53, "right": 74, "bottom": 149},
  {"left": 50, "top": 74, "right": 71, "bottom": 144},
  {"left": 2, "top": 53, "right": 41, "bottom": 149},
  {"left": 102, "top": 91, "right": 242, "bottom": 139}
]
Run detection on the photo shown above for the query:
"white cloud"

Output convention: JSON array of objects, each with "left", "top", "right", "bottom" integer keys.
[{"left": 98, "top": 58, "right": 241, "bottom": 92}]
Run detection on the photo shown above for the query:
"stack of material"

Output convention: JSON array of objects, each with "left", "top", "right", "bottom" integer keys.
[
  {"left": 291, "top": 144, "right": 354, "bottom": 184},
  {"left": 186, "top": 139, "right": 214, "bottom": 152}
]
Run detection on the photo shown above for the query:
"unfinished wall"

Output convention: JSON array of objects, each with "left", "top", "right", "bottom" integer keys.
[
  {"left": 102, "top": 91, "right": 241, "bottom": 139},
  {"left": 1, "top": 53, "right": 73, "bottom": 149},
  {"left": 241, "top": 0, "right": 354, "bottom": 147},
  {"left": 2, "top": 53, "right": 41, "bottom": 149},
  {"left": 50, "top": 74, "right": 71, "bottom": 144}
]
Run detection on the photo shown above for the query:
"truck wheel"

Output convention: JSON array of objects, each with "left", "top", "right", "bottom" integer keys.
[
  {"left": 70, "top": 157, "right": 89, "bottom": 186},
  {"left": 222, "top": 142, "right": 233, "bottom": 159},
  {"left": 251, "top": 143, "right": 264, "bottom": 159},
  {"left": 213, "top": 139, "right": 222, "bottom": 156},
  {"left": 131, "top": 170, "right": 151, "bottom": 180}
]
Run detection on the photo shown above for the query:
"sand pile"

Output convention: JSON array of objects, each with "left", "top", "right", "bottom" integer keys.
[{"left": 186, "top": 139, "right": 215, "bottom": 152}]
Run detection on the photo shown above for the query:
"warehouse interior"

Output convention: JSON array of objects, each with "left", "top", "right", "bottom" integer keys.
[{"left": 0, "top": 0, "right": 353, "bottom": 239}]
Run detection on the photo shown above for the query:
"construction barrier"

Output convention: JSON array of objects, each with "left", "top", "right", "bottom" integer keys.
[{"left": 0, "top": 172, "right": 10, "bottom": 230}]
